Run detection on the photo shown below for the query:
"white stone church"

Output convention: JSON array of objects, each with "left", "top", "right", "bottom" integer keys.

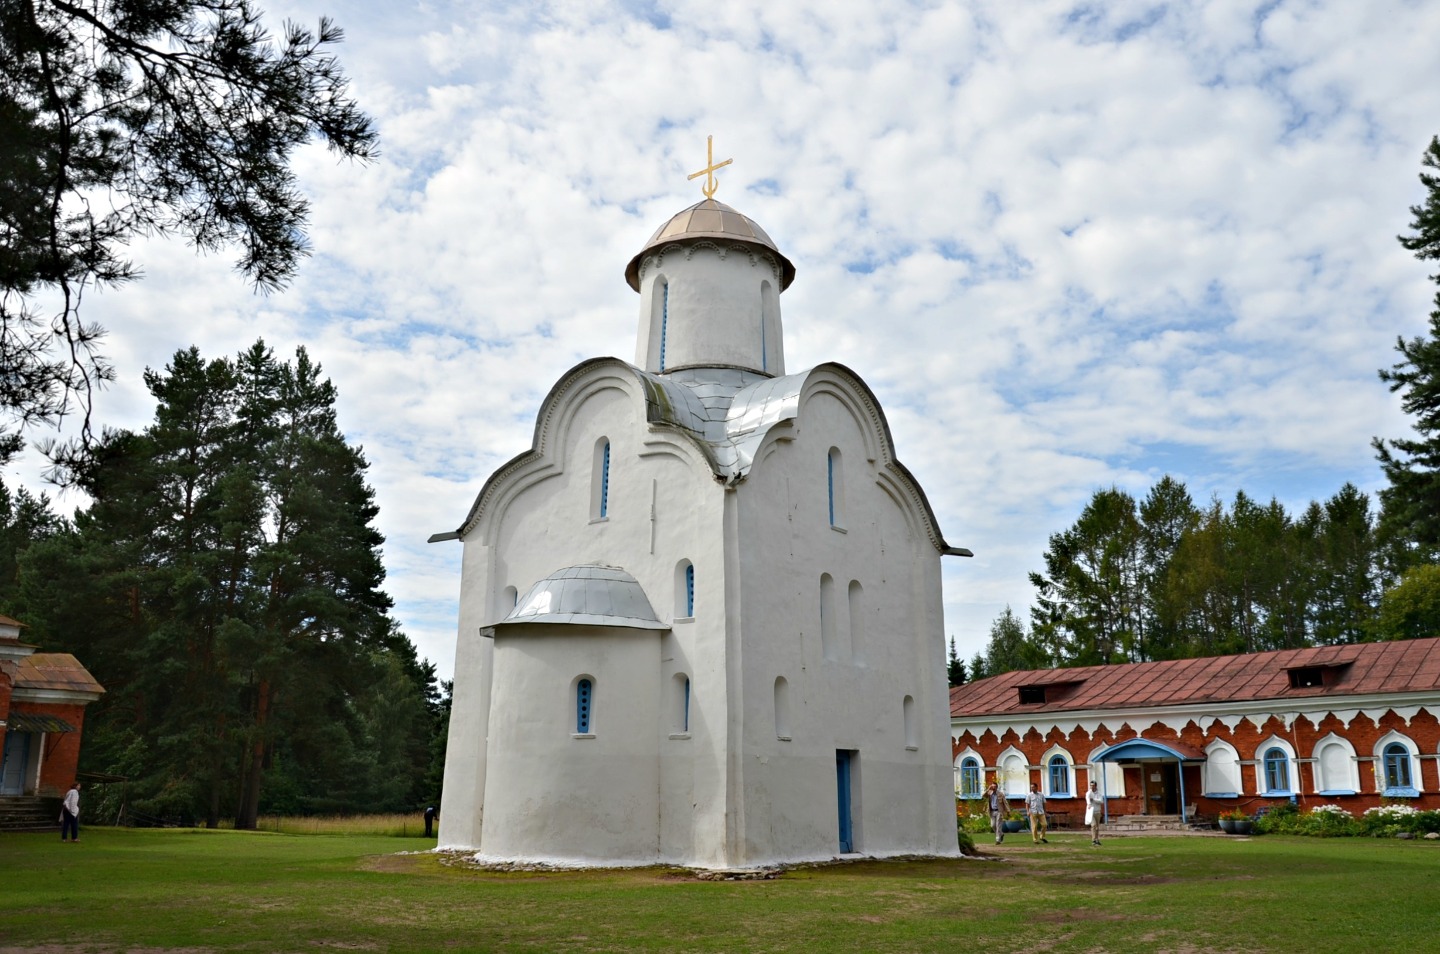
[{"left": 433, "top": 166, "right": 970, "bottom": 868}]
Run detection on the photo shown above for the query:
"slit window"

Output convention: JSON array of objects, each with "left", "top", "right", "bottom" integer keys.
[
  {"left": 576, "top": 678, "right": 594, "bottom": 734},
  {"left": 659, "top": 282, "right": 669, "bottom": 371}
]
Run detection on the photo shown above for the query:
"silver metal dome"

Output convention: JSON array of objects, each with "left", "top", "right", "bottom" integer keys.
[{"left": 498, "top": 565, "right": 667, "bottom": 630}]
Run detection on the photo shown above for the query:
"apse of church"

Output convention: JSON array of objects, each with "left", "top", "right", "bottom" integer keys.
[{"left": 433, "top": 141, "right": 971, "bottom": 868}]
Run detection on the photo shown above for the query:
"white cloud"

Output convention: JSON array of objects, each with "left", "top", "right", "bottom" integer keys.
[{"left": 7, "top": 0, "right": 1440, "bottom": 678}]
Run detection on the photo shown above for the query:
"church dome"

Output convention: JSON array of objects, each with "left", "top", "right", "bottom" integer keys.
[{"left": 625, "top": 198, "right": 795, "bottom": 292}]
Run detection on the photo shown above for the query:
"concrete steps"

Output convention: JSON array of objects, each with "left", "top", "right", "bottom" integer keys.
[
  {"left": 1104, "top": 814, "right": 1211, "bottom": 832},
  {"left": 0, "top": 796, "right": 62, "bottom": 832}
]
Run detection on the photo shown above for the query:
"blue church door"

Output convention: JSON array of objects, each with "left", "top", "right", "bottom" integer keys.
[
  {"left": 1, "top": 731, "right": 31, "bottom": 795},
  {"left": 836, "top": 749, "right": 854, "bottom": 853}
]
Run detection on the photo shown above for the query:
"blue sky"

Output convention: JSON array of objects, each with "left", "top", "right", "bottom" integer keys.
[{"left": 8, "top": 0, "right": 1440, "bottom": 679}]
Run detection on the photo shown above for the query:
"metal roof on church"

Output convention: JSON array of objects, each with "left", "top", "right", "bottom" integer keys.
[
  {"left": 497, "top": 565, "right": 668, "bottom": 631},
  {"left": 950, "top": 638, "right": 1440, "bottom": 717},
  {"left": 624, "top": 198, "right": 796, "bottom": 291}
]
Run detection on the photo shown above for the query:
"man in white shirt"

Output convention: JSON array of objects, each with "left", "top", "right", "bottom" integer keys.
[
  {"left": 1085, "top": 780, "right": 1105, "bottom": 846},
  {"left": 60, "top": 781, "right": 81, "bottom": 843},
  {"left": 1025, "top": 783, "right": 1048, "bottom": 844}
]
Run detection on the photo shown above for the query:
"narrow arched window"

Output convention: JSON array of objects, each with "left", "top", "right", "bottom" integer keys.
[
  {"left": 820, "top": 574, "right": 837, "bottom": 660},
  {"left": 827, "top": 447, "right": 845, "bottom": 528},
  {"left": 591, "top": 438, "right": 611, "bottom": 520},
  {"left": 774, "top": 676, "right": 791, "bottom": 740},
  {"left": 659, "top": 280, "right": 670, "bottom": 371},
  {"left": 960, "top": 757, "right": 982, "bottom": 798},
  {"left": 1048, "top": 755, "right": 1071, "bottom": 796},
  {"left": 1263, "top": 748, "right": 1289, "bottom": 793},
  {"left": 761, "top": 279, "right": 780, "bottom": 374},
  {"left": 847, "top": 580, "right": 863, "bottom": 662},
  {"left": 671, "top": 673, "right": 691, "bottom": 734},
  {"left": 674, "top": 560, "right": 694, "bottom": 619},
  {"left": 902, "top": 695, "right": 916, "bottom": 748},
  {"left": 576, "top": 678, "right": 594, "bottom": 734},
  {"left": 1384, "top": 743, "right": 1412, "bottom": 790}
]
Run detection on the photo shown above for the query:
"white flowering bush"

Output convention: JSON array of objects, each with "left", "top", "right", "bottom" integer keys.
[
  {"left": 1310, "top": 804, "right": 1351, "bottom": 818},
  {"left": 1359, "top": 802, "right": 1440, "bottom": 837},
  {"left": 1364, "top": 804, "right": 1418, "bottom": 820}
]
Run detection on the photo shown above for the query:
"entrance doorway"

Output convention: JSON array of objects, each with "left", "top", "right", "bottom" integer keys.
[
  {"left": 836, "top": 749, "right": 855, "bottom": 853},
  {"left": 1139, "top": 760, "right": 1179, "bottom": 815},
  {"left": 1, "top": 731, "right": 32, "bottom": 795}
]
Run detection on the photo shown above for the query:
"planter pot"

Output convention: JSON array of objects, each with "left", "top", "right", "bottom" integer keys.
[
  {"left": 1003, "top": 820, "right": 1024, "bottom": 833},
  {"left": 1218, "top": 818, "right": 1235, "bottom": 833},
  {"left": 1232, "top": 820, "right": 1253, "bottom": 835}
]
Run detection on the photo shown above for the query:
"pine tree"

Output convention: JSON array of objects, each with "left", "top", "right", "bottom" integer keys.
[
  {"left": 19, "top": 341, "right": 430, "bottom": 826},
  {"left": 1, "top": 1, "right": 375, "bottom": 452},
  {"left": 1376, "top": 136, "right": 1440, "bottom": 560}
]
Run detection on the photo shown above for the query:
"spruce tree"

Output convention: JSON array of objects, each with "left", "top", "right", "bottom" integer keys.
[{"left": 1376, "top": 136, "right": 1440, "bottom": 561}]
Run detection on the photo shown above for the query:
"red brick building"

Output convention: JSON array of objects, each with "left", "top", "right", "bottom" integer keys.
[
  {"left": 950, "top": 639, "right": 1440, "bottom": 822},
  {"left": 0, "top": 615, "right": 105, "bottom": 797}
]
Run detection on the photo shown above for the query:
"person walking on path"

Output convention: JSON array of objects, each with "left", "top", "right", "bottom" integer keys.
[
  {"left": 985, "top": 781, "right": 1006, "bottom": 845},
  {"left": 60, "top": 781, "right": 81, "bottom": 843},
  {"left": 1085, "top": 781, "right": 1105, "bottom": 846},
  {"left": 1026, "top": 783, "right": 1048, "bottom": 844}
]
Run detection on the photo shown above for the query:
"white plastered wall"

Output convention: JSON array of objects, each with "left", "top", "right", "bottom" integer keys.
[
  {"left": 442, "top": 365, "right": 735, "bottom": 865},
  {"left": 728, "top": 378, "right": 957, "bottom": 865}
]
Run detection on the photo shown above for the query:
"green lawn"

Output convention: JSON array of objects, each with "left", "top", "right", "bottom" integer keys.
[{"left": 0, "top": 828, "right": 1430, "bottom": 952}]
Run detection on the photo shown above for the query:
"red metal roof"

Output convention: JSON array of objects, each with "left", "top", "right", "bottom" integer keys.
[{"left": 951, "top": 638, "right": 1440, "bottom": 717}]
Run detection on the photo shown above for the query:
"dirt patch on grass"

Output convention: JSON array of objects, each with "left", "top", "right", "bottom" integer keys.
[
  {"left": 358, "top": 852, "right": 427, "bottom": 874},
  {"left": 1032, "top": 909, "right": 1156, "bottom": 924},
  {"left": 0, "top": 948, "right": 216, "bottom": 954}
]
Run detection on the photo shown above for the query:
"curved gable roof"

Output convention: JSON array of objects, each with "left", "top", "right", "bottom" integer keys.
[{"left": 434, "top": 358, "right": 969, "bottom": 557}]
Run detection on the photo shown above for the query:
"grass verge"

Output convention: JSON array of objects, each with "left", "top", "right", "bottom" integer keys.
[{"left": 0, "top": 828, "right": 1432, "bottom": 953}]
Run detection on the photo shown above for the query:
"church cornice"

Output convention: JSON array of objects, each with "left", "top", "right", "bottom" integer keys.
[{"left": 636, "top": 240, "right": 785, "bottom": 289}]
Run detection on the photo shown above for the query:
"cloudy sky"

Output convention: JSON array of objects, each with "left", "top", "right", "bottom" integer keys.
[{"left": 9, "top": 0, "right": 1440, "bottom": 679}]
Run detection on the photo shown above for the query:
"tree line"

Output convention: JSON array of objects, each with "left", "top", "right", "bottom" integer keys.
[
  {"left": 958, "top": 135, "right": 1440, "bottom": 682},
  {"left": 1, "top": 342, "right": 446, "bottom": 827}
]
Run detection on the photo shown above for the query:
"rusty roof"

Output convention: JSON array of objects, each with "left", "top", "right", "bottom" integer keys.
[
  {"left": 10, "top": 653, "right": 105, "bottom": 696},
  {"left": 951, "top": 638, "right": 1440, "bottom": 718}
]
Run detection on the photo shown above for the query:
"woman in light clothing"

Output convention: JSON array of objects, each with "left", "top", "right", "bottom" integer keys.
[
  {"left": 60, "top": 781, "right": 81, "bottom": 843},
  {"left": 1085, "top": 781, "right": 1105, "bottom": 846}
]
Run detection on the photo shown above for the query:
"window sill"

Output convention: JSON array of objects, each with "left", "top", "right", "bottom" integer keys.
[
  {"left": 905, "top": 745, "right": 918, "bottom": 752},
  {"left": 673, "top": 616, "right": 694, "bottom": 625},
  {"left": 589, "top": 516, "right": 609, "bottom": 525},
  {"left": 777, "top": 735, "right": 792, "bottom": 742},
  {"left": 830, "top": 524, "right": 847, "bottom": 534},
  {"left": 668, "top": 733, "right": 691, "bottom": 741},
  {"left": 572, "top": 733, "right": 596, "bottom": 740},
  {"left": 1316, "top": 789, "right": 1357, "bottom": 796},
  {"left": 1205, "top": 793, "right": 1239, "bottom": 799},
  {"left": 1383, "top": 787, "right": 1420, "bottom": 798}
]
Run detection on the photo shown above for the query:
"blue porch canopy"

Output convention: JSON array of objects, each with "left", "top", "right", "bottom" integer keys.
[{"left": 1093, "top": 737, "right": 1207, "bottom": 824}]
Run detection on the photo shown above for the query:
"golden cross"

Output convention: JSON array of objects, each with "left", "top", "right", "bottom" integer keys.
[{"left": 687, "top": 135, "right": 733, "bottom": 199}]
